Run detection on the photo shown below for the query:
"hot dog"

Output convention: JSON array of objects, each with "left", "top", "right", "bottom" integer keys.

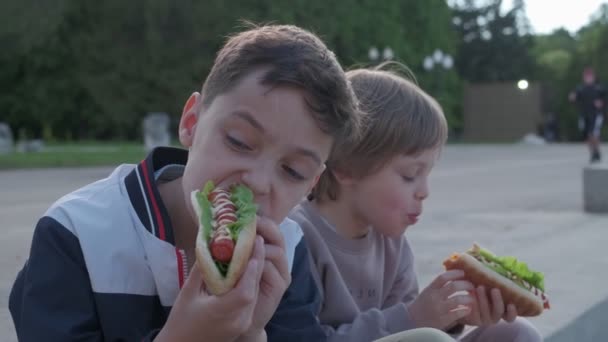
[
  {"left": 191, "top": 181, "right": 257, "bottom": 295},
  {"left": 443, "top": 244, "right": 550, "bottom": 317}
]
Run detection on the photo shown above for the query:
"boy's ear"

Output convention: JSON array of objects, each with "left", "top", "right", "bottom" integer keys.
[{"left": 179, "top": 92, "right": 201, "bottom": 148}]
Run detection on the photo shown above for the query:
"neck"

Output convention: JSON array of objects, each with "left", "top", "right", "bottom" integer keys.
[
  {"left": 313, "top": 196, "right": 369, "bottom": 239},
  {"left": 158, "top": 178, "right": 198, "bottom": 251}
]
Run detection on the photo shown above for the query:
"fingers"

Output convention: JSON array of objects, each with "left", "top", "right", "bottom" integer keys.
[
  {"left": 440, "top": 280, "right": 475, "bottom": 299},
  {"left": 260, "top": 259, "right": 291, "bottom": 295},
  {"left": 429, "top": 270, "right": 466, "bottom": 289},
  {"left": 250, "top": 235, "right": 266, "bottom": 263},
  {"left": 229, "top": 258, "right": 259, "bottom": 306},
  {"left": 442, "top": 305, "right": 472, "bottom": 325},
  {"left": 256, "top": 217, "right": 290, "bottom": 283},
  {"left": 467, "top": 294, "right": 482, "bottom": 326},
  {"left": 256, "top": 216, "right": 285, "bottom": 250},
  {"left": 443, "top": 294, "right": 475, "bottom": 312},
  {"left": 182, "top": 261, "right": 204, "bottom": 296},
  {"left": 249, "top": 236, "right": 266, "bottom": 285},
  {"left": 476, "top": 286, "right": 492, "bottom": 325},
  {"left": 490, "top": 288, "right": 505, "bottom": 323},
  {"left": 212, "top": 237, "right": 264, "bottom": 311},
  {"left": 504, "top": 303, "right": 518, "bottom": 322},
  {"left": 263, "top": 244, "right": 290, "bottom": 284}
]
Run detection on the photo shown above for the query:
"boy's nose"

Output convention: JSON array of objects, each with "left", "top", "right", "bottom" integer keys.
[
  {"left": 415, "top": 180, "right": 429, "bottom": 201},
  {"left": 414, "top": 191, "right": 427, "bottom": 201},
  {"left": 241, "top": 167, "right": 272, "bottom": 198}
]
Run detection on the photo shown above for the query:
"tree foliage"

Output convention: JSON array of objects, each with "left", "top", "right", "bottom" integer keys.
[
  {"left": 1, "top": 0, "right": 458, "bottom": 140},
  {"left": 450, "top": 0, "right": 536, "bottom": 82},
  {"left": 2, "top": 0, "right": 607, "bottom": 142}
]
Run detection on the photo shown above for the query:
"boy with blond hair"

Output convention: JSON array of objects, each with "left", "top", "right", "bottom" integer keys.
[{"left": 290, "top": 65, "right": 542, "bottom": 342}]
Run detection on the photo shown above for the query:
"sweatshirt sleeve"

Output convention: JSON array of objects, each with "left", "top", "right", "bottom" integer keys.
[{"left": 323, "top": 238, "right": 420, "bottom": 342}]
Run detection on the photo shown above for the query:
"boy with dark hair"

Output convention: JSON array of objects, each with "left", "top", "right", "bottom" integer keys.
[{"left": 10, "top": 24, "right": 360, "bottom": 342}]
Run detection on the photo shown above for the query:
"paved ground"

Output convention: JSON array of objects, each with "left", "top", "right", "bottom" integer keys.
[{"left": 1, "top": 143, "right": 607, "bottom": 341}]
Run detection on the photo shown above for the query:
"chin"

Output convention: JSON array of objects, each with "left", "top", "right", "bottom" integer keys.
[
  {"left": 384, "top": 226, "right": 408, "bottom": 238},
  {"left": 397, "top": 223, "right": 411, "bottom": 236}
]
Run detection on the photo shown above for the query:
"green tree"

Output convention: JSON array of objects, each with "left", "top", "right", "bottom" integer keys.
[
  {"left": 1, "top": 0, "right": 460, "bottom": 141},
  {"left": 450, "top": 0, "right": 536, "bottom": 82}
]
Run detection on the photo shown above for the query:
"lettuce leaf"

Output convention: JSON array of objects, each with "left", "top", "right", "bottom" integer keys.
[
  {"left": 478, "top": 247, "right": 545, "bottom": 292},
  {"left": 483, "top": 262, "right": 510, "bottom": 278},
  {"left": 215, "top": 260, "right": 229, "bottom": 275},
  {"left": 195, "top": 180, "right": 216, "bottom": 242},
  {"left": 228, "top": 184, "right": 257, "bottom": 241}
]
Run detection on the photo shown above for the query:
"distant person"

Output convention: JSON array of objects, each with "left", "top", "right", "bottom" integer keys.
[
  {"left": 569, "top": 67, "right": 606, "bottom": 163},
  {"left": 290, "top": 65, "right": 542, "bottom": 342}
]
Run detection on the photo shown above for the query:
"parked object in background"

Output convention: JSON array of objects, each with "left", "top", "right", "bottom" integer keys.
[
  {"left": 520, "top": 133, "right": 546, "bottom": 145},
  {"left": 583, "top": 163, "right": 608, "bottom": 213},
  {"left": 16, "top": 139, "right": 44, "bottom": 153},
  {"left": 463, "top": 82, "right": 543, "bottom": 142},
  {"left": 0, "top": 123, "right": 14, "bottom": 154},
  {"left": 143, "top": 112, "right": 170, "bottom": 152}
]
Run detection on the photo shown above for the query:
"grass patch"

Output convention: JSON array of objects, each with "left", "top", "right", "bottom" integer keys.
[{"left": 0, "top": 142, "right": 149, "bottom": 170}]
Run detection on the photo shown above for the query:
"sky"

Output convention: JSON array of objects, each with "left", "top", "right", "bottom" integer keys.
[{"left": 502, "top": 0, "right": 607, "bottom": 34}]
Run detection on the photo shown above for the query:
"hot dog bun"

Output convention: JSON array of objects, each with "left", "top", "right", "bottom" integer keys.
[
  {"left": 444, "top": 252, "right": 544, "bottom": 316},
  {"left": 191, "top": 190, "right": 257, "bottom": 296}
]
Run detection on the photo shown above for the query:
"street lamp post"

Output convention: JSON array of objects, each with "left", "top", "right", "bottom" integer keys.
[
  {"left": 422, "top": 49, "right": 453, "bottom": 102},
  {"left": 369, "top": 46, "right": 395, "bottom": 65},
  {"left": 422, "top": 49, "right": 453, "bottom": 73},
  {"left": 423, "top": 49, "right": 457, "bottom": 139}
]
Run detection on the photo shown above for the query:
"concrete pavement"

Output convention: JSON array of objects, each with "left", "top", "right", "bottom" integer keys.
[
  {"left": 1, "top": 144, "right": 607, "bottom": 341},
  {"left": 1, "top": 167, "right": 115, "bottom": 342},
  {"left": 409, "top": 143, "right": 608, "bottom": 340}
]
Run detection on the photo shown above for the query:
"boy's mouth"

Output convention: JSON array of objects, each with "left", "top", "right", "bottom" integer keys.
[{"left": 407, "top": 214, "right": 420, "bottom": 225}]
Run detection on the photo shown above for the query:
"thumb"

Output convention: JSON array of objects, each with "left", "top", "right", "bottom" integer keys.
[
  {"left": 233, "top": 236, "right": 265, "bottom": 294},
  {"left": 182, "top": 261, "right": 207, "bottom": 296}
]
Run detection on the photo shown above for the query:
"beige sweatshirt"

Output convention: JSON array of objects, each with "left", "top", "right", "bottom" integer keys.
[{"left": 289, "top": 200, "right": 420, "bottom": 342}]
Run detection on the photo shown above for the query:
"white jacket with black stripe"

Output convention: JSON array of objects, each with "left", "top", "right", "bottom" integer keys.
[{"left": 9, "top": 147, "right": 325, "bottom": 341}]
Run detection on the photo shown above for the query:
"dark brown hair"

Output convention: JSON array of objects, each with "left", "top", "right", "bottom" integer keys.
[
  {"left": 201, "top": 23, "right": 360, "bottom": 140},
  {"left": 312, "top": 63, "right": 448, "bottom": 202}
]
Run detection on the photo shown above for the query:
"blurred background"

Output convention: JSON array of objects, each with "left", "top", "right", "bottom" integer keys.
[{"left": 0, "top": 0, "right": 607, "bottom": 168}]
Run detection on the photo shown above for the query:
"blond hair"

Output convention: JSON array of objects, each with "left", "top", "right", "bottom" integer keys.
[{"left": 311, "top": 63, "right": 448, "bottom": 202}]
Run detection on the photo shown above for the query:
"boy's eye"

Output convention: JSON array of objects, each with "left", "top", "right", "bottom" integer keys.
[
  {"left": 226, "top": 135, "right": 252, "bottom": 151},
  {"left": 401, "top": 175, "right": 415, "bottom": 182},
  {"left": 282, "top": 165, "right": 306, "bottom": 181}
]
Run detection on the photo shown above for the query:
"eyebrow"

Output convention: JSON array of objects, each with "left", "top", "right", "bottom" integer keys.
[
  {"left": 398, "top": 158, "right": 426, "bottom": 169},
  {"left": 294, "top": 147, "right": 323, "bottom": 166},
  {"left": 230, "top": 109, "right": 323, "bottom": 166},
  {"left": 231, "top": 110, "right": 265, "bottom": 133}
]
